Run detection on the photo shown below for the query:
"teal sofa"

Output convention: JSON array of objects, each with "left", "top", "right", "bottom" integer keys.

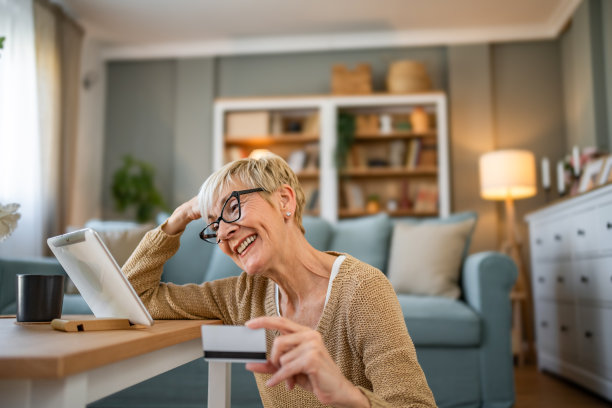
[{"left": 0, "top": 212, "right": 517, "bottom": 408}]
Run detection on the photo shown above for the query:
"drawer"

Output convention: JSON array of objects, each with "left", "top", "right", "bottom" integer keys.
[
  {"left": 530, "top": 220, "right": 571, "bottom": 261},
  {"left": 570, "top": 208, "right": 599, "bottom": 257},
  {"left": 595, "top": 201, "right": 612, "bottom": 254},
  {"left": 572, "top": 259, "right": 598, "bottom": 301},
  {"left": 532, "top": 262, "right": 574, "bottom": 301},
  {"left": 577, "top": 306, "right": 612, "bottom": 380},
  {"left": 590, "top": 257, "right": 612, "bottom": 304},
  {"left": 547, "top": 221, "right": 572, "bottom": 260},
  {"left": 535, "top": 301, "right": 578, "bottom": 360}
]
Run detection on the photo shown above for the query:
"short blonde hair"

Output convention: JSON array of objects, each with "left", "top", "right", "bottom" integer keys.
[{"left": 198, "top": 154, "right": 306, "bottom": 233}]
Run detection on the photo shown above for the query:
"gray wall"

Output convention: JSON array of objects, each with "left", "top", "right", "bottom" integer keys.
[
  {"left": 103, "top": 60, "right": 176, "bottom": 220},
  {"left": 217, "top": 47, "right": 447, "bottom": 96},
  {"left": 603, "top": 0, "right": 612, "bottom": 150},
  {"left": 560, "top": 0, "right": 611, "bottom": 151}
]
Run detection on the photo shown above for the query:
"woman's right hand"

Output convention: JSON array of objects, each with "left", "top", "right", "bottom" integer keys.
[{"left": 161, "top": 196, "right": 201, "bottom": 235}]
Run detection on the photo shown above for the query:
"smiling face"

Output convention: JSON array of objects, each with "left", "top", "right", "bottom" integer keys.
[{"left": 207, "top": 183, "right": 292, "bottom": 275}]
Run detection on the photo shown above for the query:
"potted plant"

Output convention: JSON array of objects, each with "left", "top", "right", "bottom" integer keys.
[
  {"left": 334, "top": 113, "right": 356, "bottom": 169},
  {"left": 111, "top": 155, "right": 168, "bottom": 223}
]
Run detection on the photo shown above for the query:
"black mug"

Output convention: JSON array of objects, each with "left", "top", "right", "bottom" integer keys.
[{"left": 16, "top": 274, "right": 65, "bottom": 322}]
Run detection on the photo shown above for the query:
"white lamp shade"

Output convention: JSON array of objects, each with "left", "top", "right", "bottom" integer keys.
[{"left": 479, "top": 149, "right": 537, "bottom": 200}]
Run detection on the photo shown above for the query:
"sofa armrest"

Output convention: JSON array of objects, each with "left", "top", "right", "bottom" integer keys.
[
  {"left": 462, "top": 251, "right": 517, "bottom": 408},
  {"left": 0, "top": 257, "right": 65, "bottom": 313}
]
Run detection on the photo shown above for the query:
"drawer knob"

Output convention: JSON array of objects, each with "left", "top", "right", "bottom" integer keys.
[
  {"left": 557, "top": 276, "right": 564, "bottom": 283},
  {"left": 607, "top": 222, "right": 612, "bottom": 229},
  {"left": 538, "top": 277, "right": 545, "bottom": 283},
  {"left": 541, "top": 321, "right": 549, "bottom": 328},
  {"left": 560, "top": 325, "right": 568, "bottom": 333},
  {"left": 585, "top": 331, "right": 593, "bottom": 339},
  {"left": 577, "top": 229, "right": 585, "bottom": 236},
  {"left": 536, "top": 238, "right": 543, "bottom": 245},
  {"left": 580, "top": 276, "right": 589, "bottom": 283},
  {"left": 554, "top": 234, "right": 562, "bottom": 241}
]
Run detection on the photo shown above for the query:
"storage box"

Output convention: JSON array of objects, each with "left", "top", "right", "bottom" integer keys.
[{"left": 226, "top": 111, "right": 270, "bottom": 138}]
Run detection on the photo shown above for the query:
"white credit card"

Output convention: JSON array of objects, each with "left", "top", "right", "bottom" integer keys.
[{"left": 201, "top": 325, "right": 267, "bottom": 363}]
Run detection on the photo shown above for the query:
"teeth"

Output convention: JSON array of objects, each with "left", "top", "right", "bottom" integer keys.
[{"left": 237, "top": 235, "right": 256, "bottom": 254}]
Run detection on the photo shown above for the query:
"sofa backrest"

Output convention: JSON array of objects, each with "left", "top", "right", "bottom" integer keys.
[
  {"left": 328, "top": 213, "right": 392, "bottom": 274},
  {"left": 159, "top": 212, "right": 476, "bottom": 284},
  {"left": 161, "top": 217, "right": 214, "bottom": 284}
]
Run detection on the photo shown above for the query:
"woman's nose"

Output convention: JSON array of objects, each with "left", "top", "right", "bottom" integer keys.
[{"left": 217, "top": 220, "right": 238, "bottom": 241}]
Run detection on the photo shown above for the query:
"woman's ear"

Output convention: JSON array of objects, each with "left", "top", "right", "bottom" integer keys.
[{"left": 278, "top": 184, "right": 296, "bottom": 215}]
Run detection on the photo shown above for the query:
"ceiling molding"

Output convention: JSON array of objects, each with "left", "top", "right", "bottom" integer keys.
[
  {"left": 546, "top": 0, "right": 582, "bottom": 36},
  {"left": 99, "top": 0, "right": 582, "bottom": 61}
]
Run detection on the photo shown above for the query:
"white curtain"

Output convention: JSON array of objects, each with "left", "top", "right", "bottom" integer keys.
[{"left": 0, "top": 0, "right": 44, "bottom": 257}]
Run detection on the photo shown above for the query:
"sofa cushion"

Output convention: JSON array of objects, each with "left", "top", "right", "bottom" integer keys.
[
  {"left": 329, "top": 213, "right": 392, "bottom": 273},
  {"left": 85, "top": 220, "right": 155, "bottom": 267},
  {"left": 302, "top": 215, "right": 333, "bottom": 250},
  {"left": 397, "top": 294, "right": 481, "bottom": 347},
  {"left": 387, "top": 212, "right": 477, "bottom": 299}
]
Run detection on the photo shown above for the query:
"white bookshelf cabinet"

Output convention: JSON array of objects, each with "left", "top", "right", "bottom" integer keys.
[{"left": 213, "top": 93, "right": 450, "bottom": 223}]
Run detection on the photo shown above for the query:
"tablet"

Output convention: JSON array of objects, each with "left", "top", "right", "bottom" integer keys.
[{"left": 47, "top": 228, "right": 154, "bottom": 326}]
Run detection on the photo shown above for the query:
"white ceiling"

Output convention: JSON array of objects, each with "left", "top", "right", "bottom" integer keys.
[{"left": 58, "top": 0, "right": 582, "bottom": 60}]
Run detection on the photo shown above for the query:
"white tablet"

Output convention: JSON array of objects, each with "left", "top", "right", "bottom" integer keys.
[{"left": 47, "top": 228, "right": 154, "bottom": 326}]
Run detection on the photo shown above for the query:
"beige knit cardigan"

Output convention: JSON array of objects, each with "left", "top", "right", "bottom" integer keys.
[{"left": 123, "top": 227, "right": 437, "bottom": 408}]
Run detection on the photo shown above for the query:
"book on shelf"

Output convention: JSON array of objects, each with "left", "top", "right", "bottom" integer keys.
[
  {"left": 413, "top": 183, "right": 438, "bottom": 212},
  {"left": 348, "top": 145, "right": 367, "bottom": 168},
  {"left": 418, "top": 138, "right": 437, "bottom": 168},
  {"left": 389, "top": 140, "right": 406, "bottom": 167},
  {"left": 287, "top": 150, "right": 307, "bottom": 173},
  {"left": 303, "top": 187, "right": 319, "bottom": 212},
  {"left": 342, "top": 182, "right": 365, "bottom": 211},
  {"left": 304, "top": 143, "right": 320, "bottom": 170},
  {"left": 405, "top": 139, "right": 422, "bottom": 169}
]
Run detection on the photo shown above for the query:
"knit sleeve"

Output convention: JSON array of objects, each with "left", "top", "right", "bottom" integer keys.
[
  {"left": 122, "top": 225, "right": 245, "bottom": 323},
  {"left": 347, "top": 272, "right": 437, "bottom": 408}
]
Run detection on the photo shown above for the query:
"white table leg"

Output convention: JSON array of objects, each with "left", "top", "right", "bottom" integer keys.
[
  {"left": 0, "top": 374, "right": 88, "bottom": 408},
  {"left": 0, "top": 379, "right": 33, "bottom": 408},
  {"left": 208, "top": 361, "right": 231, "bottom": 408}
]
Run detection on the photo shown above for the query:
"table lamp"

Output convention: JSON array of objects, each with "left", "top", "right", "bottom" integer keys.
[{"left": 479, "top": 149, "right": 536, "bottom": 365}]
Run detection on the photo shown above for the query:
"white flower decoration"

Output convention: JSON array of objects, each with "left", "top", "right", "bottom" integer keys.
[{"left": 0, "top": 203, "right": 21, "bottom": 242}]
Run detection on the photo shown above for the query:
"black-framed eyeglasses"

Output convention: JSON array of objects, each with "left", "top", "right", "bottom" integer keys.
[{"left": 199, "top": 188, "right": 265, "bottom": 244}]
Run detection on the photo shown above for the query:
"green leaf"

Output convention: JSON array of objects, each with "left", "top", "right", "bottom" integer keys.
[
  {"left": 111, "top": 155, "right": 168, "bottom": 223},
  {"left": 335, "top": 113, "right": 356, "bottom": 169},
  {"left": 0, "top": 37, "right": 5, "bottom": 49}
]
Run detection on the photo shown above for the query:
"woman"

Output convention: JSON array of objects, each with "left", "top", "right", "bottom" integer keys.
[{"left": 124, "top": 154, "right": 436, "bottom": 408}]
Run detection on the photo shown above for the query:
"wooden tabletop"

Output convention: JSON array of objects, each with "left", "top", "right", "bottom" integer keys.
[{"left": 0, "top": 315, "right": 220, "bottom": 379}]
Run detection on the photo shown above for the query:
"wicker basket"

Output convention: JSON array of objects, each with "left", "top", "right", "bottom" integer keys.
[{"left": 386, "top": 61, "right": 432, "bottom": 93}]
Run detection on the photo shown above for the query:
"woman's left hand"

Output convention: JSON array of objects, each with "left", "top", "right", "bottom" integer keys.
[{"left": 245, "top": 316, "right": 369, "bottom": 408}]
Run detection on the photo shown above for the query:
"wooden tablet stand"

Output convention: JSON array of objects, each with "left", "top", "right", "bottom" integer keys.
[{"left": 51, "top": 318, "right": 143, "bottom": 332}]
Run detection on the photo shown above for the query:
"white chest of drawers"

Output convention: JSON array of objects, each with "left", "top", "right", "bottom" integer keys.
[{"left": 526, "top": 183, "right": 612, "bottom": 401}]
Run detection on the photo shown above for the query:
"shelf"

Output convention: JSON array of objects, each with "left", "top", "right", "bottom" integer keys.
[
  {"left": 354, "top": 131, "right": 436, "bottom": 141},
  {"left": 296, "top": 170, "right": 319, "bottom": 179},
  {"left": 225, "top": 134, "right": 319, "bottom": 146},
  {"left": 338, "top": 209, "right": 438, "bottom": 218},
  {"left": 340, "top": 167, "right": 438, "bottom": 178}
]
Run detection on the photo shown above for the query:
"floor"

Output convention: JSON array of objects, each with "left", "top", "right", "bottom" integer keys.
[{"left": 514, "top": 364, "right": 611, "bottom": 407}]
